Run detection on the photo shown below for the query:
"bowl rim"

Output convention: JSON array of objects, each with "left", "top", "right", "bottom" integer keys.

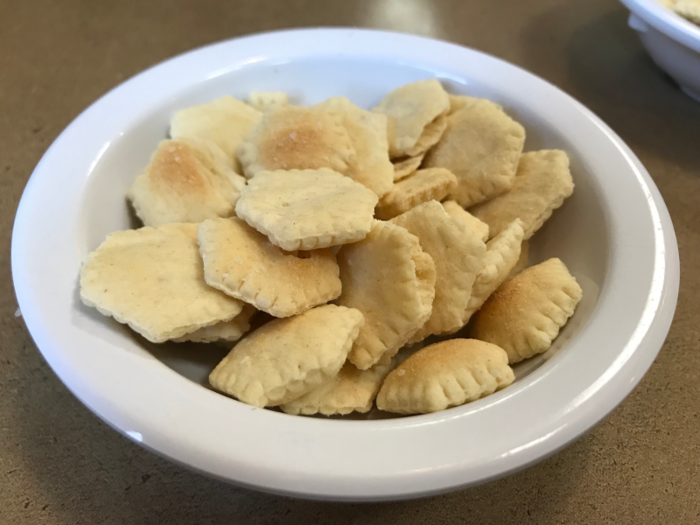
[
  {"left": 621, "top": 0, "right": 700, "bottom": 52},
  {"left": 11, "top": 28, "right": 680, "bottom": 501}
]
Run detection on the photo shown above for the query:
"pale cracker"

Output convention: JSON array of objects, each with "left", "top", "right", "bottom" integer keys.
[
  {"left": 375, "top": 168, "right": 458, "bottom": 220},
  {"left": 376, "top": 339, "right": 514, "bottom": 414},
  {"left": 280, "top": 361, "right": 394, "bottom": 416},
  {"left": 316, "top": 97, "right": 394, "bottom": 198},
  {"left": 508, "top": 241, "right": 530, "bottom": 279},
  {"left": 172, "top": 305, "right": 256, "bottom": 343},
  {"left": 469, "top": 150, "right": 574, "bottom": 240},
  {"left": 247, "top": 91, "right": 289, "bottom": 112},
  {"left": 441, "top": 200, "right": 489, "bottom": 242},
  {"left": 462, "top": 219, "right": 525, "bottom": 324},
  {"left": 448, "top": 94, "right": 475, "bottom": 115},
  {"left": 402, "top": 114, "right": 447, "bottom": 158},
  {"left": 675, "top": 0, "right": 700, "bottom": 23},
  {"left": 372, "top": 79, "right": 450, "bottom": 158},
  {"left": 336, "top": 220, "right": 436, "bottom": 370},
  {"left": 393, "top": 154, "right": 425, "bottom": 181},
  {"left": 80, "top": 223, "right": 244, "bottom": 343},
  {"left": 447, "top": 94, "right": 503, "bottom": 115},
  {"left": 170, "top": 96, "right": 262, "bottom": 172},
  {"left": 424, "top": 98, "right": 525, "bottom": 207},
  {"left": 471, "top": 258, "right": 582, "bottom": 364},
  {"left": 209, "top": 305, "right": 364, "bottom": 407},
  {"left": 235, "top": 168, "right": 378, "bottom": 251},
  {"left": 198, "top": 218, "right": 341, "bottom": 317},
  {"left": 237, "top": 106, "right": 356, "bottom": 179},
  {"left": 391, "top": 201, "right": 486, "bottom": 339},
  {"left": 127, "top": 138, "right": 244, "bottom": 227}
]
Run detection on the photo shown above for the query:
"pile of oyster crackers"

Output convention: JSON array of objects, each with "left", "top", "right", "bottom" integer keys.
[{"left": 80, "top": 80, "right": 582, "bottom": 416}]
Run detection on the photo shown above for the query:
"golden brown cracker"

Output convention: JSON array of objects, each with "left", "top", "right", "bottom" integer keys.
[
  {"left": 237, "top": 106, "right": 355, "bottom": 179},
  {"left": 471, "top": 258, "right": 582, "bottom": 363},
  {"left": 127, "top": 138, "right": 243, "bottom": 226},
  {"left": 376, "top": 339, "right": 514, "bottom": 414}
]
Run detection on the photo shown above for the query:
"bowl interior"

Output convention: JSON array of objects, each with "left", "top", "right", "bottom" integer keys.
[{"left": 78, "top": 56, "right": 608, "bottom": 418}]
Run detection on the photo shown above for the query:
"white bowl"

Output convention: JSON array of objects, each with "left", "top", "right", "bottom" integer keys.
[
  {"left": 11, "top": 28, "right": 679, "bottom": 501},
  {"left": 621, "top": 0, "right": 700, "bottom": 101}
]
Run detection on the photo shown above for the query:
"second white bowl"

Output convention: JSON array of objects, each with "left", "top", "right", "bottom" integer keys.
[{"left": 622, "top": 0, "right": 700, "bottom": 101}]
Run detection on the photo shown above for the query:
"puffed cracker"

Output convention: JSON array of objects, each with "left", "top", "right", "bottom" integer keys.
[
  {"left": 336, "top": 221, "right": 436, "bottom": 370},
  {"left": 235, "top": 168, "right": 378, "bottom": 251},
  {"left": 469, "top": 150, "right": 574, "bottom": 240},
  {"left": 424, "top": 98, "right": 525, "bottom": 207},
  {"left": 170, "top": 96, "right": 262, "bottom": 172},
  {"left": 471, "top": 258, "right": 582, "bottom": 364},
  {"left": 675, "top": 0, "right": 700, "bottom": 23},
  {"left": 237, "top": 106, "right": 356, "bottom": 179},
  {"left": 372, "top": 79, "right": 450, "bottom": 158},
  {"left": 316, "top": 97, "right": 394, "bottom": 198},
  {"left": 247, "top": 91, "right": 289, "bottom": 112},
  {"left": 172, "top": 305, "right": 256, "bottom": 343},
  {"left": 80, "top": 223, "right": 244, "bottom": 343},
  {"left": 462, "top": 219, "right": 525, "bottom": 324},
  {"left": 375, "top": 168, "right": 458, "bottom": 220},
  {"left": 391, "top": 201, "right": 486, "bottom": 339},
  {"left": 127, "top": 138, "right": 244, "bottom": 227},
  {"left": 209, "top": 305, "right": 364, "bottom": 407},
  {"left": 198, "top": 218, "right": 341, "bottom": 317},
  {"left": 393, "top": 154, "right": 425, "bottom": 181},
  {"left": 508, "top": 241, "right": 530, "bottom": 279},
  {"left": 376, "top": 339, "right": 514, "bottom": 414},
  {"left": 441, "top": 200, "right": 489, "bottom": 242},
  {"left": 280, "top": 361, "right": 394, "bottom": 416}
]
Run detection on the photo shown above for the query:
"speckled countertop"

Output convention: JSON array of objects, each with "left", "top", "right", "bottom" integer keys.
[{"left": 2, "top": 0, "right": 699, "bottom": 523}]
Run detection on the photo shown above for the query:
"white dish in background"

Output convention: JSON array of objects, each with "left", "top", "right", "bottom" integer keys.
[
  {"left": 621, "top": 0, "right": 700, "bottom": 101},
  {"left": 11, "top": 28, "right": 679, "bottom": 501}
]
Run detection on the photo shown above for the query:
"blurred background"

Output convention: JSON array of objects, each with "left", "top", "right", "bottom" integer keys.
[{"left": 1, "top": 1, "right": 698, "bottom": 523}]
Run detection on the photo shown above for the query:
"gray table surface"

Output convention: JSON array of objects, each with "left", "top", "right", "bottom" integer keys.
[{"left": 2, "top": 0, "right": 699, "bottom": 523}]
